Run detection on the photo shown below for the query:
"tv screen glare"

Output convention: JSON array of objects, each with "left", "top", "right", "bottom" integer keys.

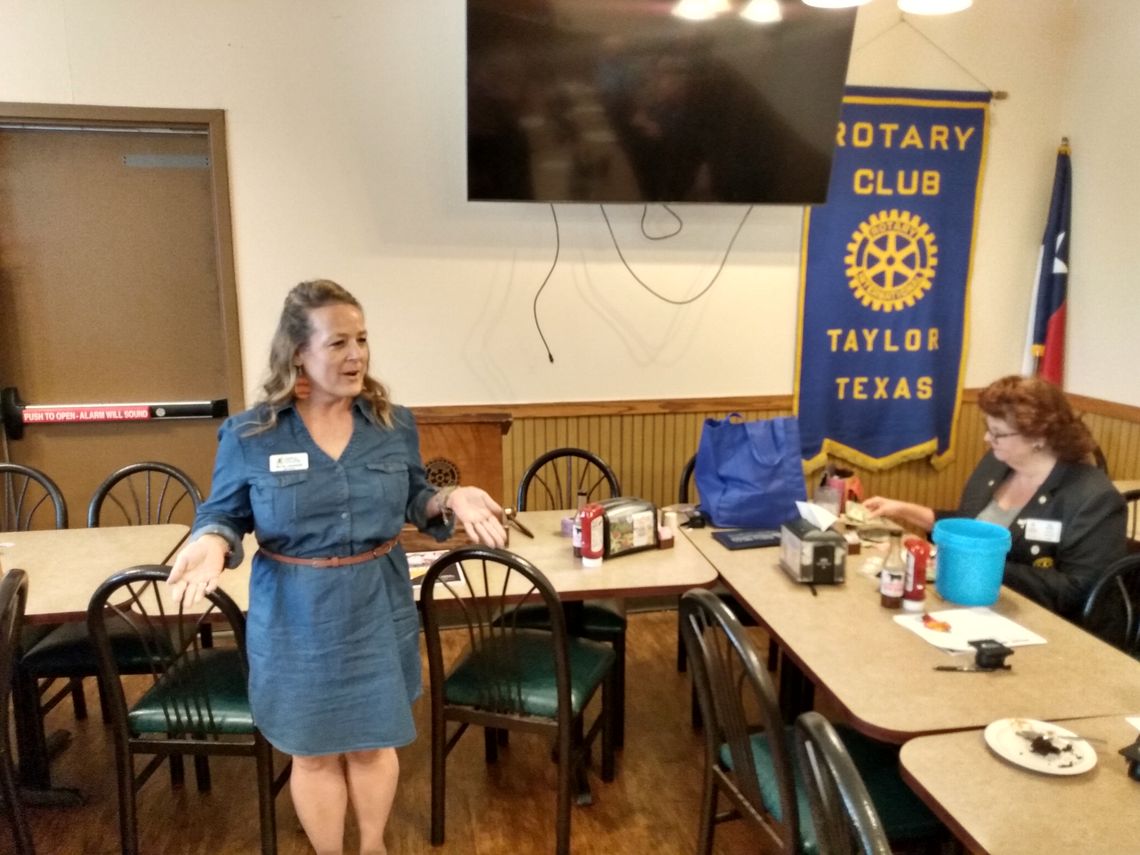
[{"left": 467, "top": 0, "right": 857, "bottom": 205}]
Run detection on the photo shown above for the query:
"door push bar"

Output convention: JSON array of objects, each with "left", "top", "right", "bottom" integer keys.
[{"left": 1, "top": 386, "right": 228, "bottom": 441}]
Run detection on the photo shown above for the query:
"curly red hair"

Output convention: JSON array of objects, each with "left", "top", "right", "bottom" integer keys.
[{"left": 978, "top": 375, "right": 1096, "bottom": 463}]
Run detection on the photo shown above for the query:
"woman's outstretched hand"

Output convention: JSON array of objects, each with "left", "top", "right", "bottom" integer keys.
[
  {"left": 862, "top": 496, "right": 901, "bottom": 519},
  {"left": 167, "top": 534, "right": 229, "bottom": 608},
  {"left": 447, "top": 486, "right": 508, "bottom": 548}
]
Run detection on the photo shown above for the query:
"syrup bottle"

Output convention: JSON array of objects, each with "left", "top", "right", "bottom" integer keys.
[
  {"left": 879, "top": 530, "right": 905, "bottom": 609},
  {"left": 571, "top": 490, "right": 587, "bottom": 558}
]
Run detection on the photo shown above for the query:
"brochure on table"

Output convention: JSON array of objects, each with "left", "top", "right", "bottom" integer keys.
[{"left": 894, "top": 607, "right": 1046, "bottom": 653}]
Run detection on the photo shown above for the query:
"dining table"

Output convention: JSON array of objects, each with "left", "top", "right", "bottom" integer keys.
[
  {"left": 682, "top": 524, "right": 1140, "bottom": 744},
  {"left": 899, "top": 715, "right": 1140, "bottom": 854},
  {"left": 0, "top": 524, "right": 189, "bottom": 623},
  {"left": 0, "top": 523, "right": 190, "bottom": 803},
  {"left": 218, "top": 509, "right": 719, "bottom": 606}
]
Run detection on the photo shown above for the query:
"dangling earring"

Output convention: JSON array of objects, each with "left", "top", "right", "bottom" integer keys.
[{"left": 293, "top": 367, "right": 311, "bottom": 400}]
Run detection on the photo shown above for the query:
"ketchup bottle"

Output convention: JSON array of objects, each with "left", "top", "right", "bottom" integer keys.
[
  {"left": 580, "top": 502, "right": 605, "bottom": 567},
  {"left": 902, "top": 535, "right": 931, "bottom": 612}
]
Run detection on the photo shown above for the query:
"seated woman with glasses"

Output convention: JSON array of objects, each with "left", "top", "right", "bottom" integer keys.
[{"left": 864, "top": 375, "right": 1126, "bottom": 619}]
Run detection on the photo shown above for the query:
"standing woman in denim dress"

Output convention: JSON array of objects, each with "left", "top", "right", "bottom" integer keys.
[{"left": 167, "top": 279, "right": 506, "bottom": 855}]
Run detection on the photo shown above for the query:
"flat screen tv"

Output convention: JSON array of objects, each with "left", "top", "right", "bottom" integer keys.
[{"left": 467, "top": 0, "right": 857, "bottom": 205}]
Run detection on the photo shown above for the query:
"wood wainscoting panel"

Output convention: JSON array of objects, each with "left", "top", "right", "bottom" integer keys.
[
  {"left": 418, "top": 394, "right": 1140, "bottom": 517},
  {"left": 503, "top": 404, "right": 793, "bottom": 510}
]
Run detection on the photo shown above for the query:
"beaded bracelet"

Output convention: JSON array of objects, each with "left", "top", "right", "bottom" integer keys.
[{"left": 435, "top": 485, "right": 458, "bottom": 525}]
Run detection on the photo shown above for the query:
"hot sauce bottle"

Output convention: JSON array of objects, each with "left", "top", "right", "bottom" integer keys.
[{"left": 902, "top": 535, "right": 932, "bottom": 612}]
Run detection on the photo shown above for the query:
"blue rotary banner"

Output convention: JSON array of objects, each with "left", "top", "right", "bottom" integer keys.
[{"left": 795, "top": 87, "right": 990, "bottom": 471}]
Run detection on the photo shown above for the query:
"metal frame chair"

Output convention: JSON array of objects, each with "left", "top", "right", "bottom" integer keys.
[
  {"left": 0, "top": 569, "right": 36, "bottom": 854},
  {"left": 0, "top": 462, "right": 68, "bottom": 531},
  {"left": 421, "top": 546, "right": 616, "bottom": 855},
  {"left": 513, "top": 448, "right": 627, "bottom": 746},
  {"left": 1092, "top": 443, "right": 1109, "bottom": 474},
  {"left": 23, "top": 462, "right": 205, "bottom": 741},
  {"left": 516, "top": 447, "right": 621, "bottom": 511},
  {"left": 87, "top": 461, "right": 202, "bottom": 527},
  {"left": 675, "top": 453, "right": 768, "bottom": 732},
  {"left": 679, "top": 588, "right": 941, "bottom": 855},
  {"left": 1081, "top": 553, "right": 1140, "bottom": 655},
  {"left": 0, "top": 463, "right": 88, "bottom": 763},
  {"left": 681, "top": 588, "right": 797, "bottom": 854},
  {"left": 87, "top": 565, "right": 289, "bottom": 855},
  {"left": 793, "top": 711, "right": 892, "bottom": 855}
]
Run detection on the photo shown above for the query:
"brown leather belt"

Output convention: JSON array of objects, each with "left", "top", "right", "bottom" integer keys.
[{"left": 258, "top": 536, "right": 399, "bottom": 568}]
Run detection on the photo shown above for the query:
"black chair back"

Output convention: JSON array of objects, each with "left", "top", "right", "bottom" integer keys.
[
  {"left": 0, "top": 569, "right": 36, "bottom": 853},
  {"left": 678, "top": 453, "right": 697, "bottom": 504},
  {"left": 680, "top": 588, "right": 797, "bottom": 853},
  {"left": 1122, "top": 488, "right": 1140, "bottom": 553},
  {"left": 1082, "top": 553, "right": 1140, "bottom": 655},
  {"left": 421, "top": 545, "right": 573, "bottom": 720},
  {"left": 87, "top": 462, "right": 202, "bottom": 527},
  {"left": 0, "top": 463, "right": 68, "bottom": 530},
  {"left": 420, "top": 545, "right": 616, "bottom": 855},
  {"left": 794, "top": 711, "right": 892, "bottom": 855},
  {"left": 87, "top": 564, "right": 285, "bottom": 855},
  {"left": 516, "top": 448, "right": 620, "bottom": 511},
  {"left": 1092, "top": 443, "right": 1109, "bottom": 474}
]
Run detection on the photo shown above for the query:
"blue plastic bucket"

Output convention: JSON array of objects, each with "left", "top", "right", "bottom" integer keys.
[{"left": 932, "top": 518, "right": 1011, "bottom": 606}]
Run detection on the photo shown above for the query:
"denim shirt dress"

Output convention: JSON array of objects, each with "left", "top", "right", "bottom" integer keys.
[{"left": 191, "top": 399, "right": 451, "bottom": 756}]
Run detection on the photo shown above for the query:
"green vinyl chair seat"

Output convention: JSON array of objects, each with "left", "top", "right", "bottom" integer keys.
[
  {"left": 422, "top": 547, "right": 617, "bottom": 854},
  {"left": 444, "top": 630, "right": 615, "bottom": 719},
  {"left": 88, "top": 566, "right": 287, "bottom": 855},
  {"left": 19, "top": 623, "right": 54, "bottom": 651},
  {"left": 496, "top": 602, "right": 626, "bottom": 639},
  {"left": 127, "top": 648, "right": 253, "bottom": 736},
  {"left": 721, "top": 725, "right": 942, "bottom": 851},
  {"left": 22, "top": 617, "right": 173, "bottom": 677}
]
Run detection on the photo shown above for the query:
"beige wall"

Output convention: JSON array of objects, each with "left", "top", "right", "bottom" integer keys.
[{"left": 0, "top": 0, "right": 1134, "bottom": 412}]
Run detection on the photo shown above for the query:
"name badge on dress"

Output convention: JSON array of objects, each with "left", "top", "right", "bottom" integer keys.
[
  {"left": 1024, "top": 518, "right": 1062, "bottom": 543},
  {"left": 269, "top": 452, "right": 309, "bottom": 473}
]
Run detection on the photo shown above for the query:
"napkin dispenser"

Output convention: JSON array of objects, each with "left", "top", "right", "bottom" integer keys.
[
  {"left": 779, "top": 519, "right": 846, "bottom": 584},
  {"left": 598, "top": 497, "right": 658, "bottom": 558}
]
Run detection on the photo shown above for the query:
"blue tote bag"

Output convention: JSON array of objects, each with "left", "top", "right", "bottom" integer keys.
[{"left": 694, "top": 414, "right": 807, "bottom": 528}]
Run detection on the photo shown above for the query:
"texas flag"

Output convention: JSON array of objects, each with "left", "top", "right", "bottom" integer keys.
[{"left": 1023, "top": 142, "right": 1071, "bottom": 385}]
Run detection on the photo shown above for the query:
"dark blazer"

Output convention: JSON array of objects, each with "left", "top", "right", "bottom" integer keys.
[{"left": 935, "top": 452, "right": 1126, "bottom": 619}]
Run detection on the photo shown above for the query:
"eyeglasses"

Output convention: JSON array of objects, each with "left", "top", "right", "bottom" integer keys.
[{"left": 984, "top": 427, "right": 1020, "bottom": 441}]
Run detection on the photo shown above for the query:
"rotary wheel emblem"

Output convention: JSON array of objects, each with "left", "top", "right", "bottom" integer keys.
[
  {"left": 845, "top": 209, "right": 937, "bottom": 312},
  {"left": 424, "top": 457, "right": 460, "bottom": 489}
]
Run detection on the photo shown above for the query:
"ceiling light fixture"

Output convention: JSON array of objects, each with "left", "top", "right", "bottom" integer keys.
[
  {"left": 801, "top": 0, "right": 871, "bottom": 9},
  {"left": 740, "top": 0, "right": 783, "bottom": 24},
  {"left": 672, "top": 0, "right": 732, "bottom": 21}
]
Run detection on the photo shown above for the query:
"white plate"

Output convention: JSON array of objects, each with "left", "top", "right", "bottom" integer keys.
[{"left": 983, "top": 718, "right": 1097, "bottom": 776}]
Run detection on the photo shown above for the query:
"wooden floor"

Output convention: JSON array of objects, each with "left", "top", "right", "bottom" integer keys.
[{"left": 12, "top": 610, "right": 773, "bottom": 855}]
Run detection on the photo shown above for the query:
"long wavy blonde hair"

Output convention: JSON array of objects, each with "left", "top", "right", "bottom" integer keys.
[{"left": 246, "top": 279, "right": 393, "bottom": 434}]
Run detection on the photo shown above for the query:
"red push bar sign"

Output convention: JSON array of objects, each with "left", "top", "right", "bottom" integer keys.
[
  {"left": 1, "top": 387, "right": 228, "bottom": 440},
  {"left": 22, "top": 405, "right": 151, "bottom": 423}
]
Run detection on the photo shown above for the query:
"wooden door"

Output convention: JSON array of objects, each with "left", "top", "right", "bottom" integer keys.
[{"left": 0, "top": 105, "right": 242, "bottom": 526}]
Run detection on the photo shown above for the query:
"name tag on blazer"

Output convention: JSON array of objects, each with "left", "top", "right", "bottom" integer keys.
[
  {"left": 270, "top": 452, "right": 309, "bottom": 473},
  {"left": 1024, "top": 518, "right": 1062, "bottom": 543}
]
